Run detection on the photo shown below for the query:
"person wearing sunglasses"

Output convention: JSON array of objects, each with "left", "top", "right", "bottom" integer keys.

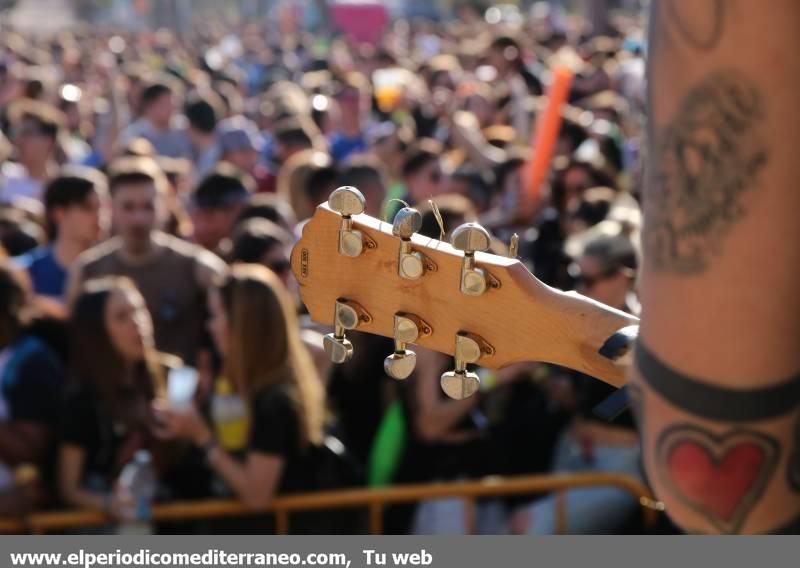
[
  {"left": 512, "top": 231, "right": 641, "bottom": 534},
  {"left": 230, "top": 218, "right": 292, "bottom": 289},
  {"left": 571, "top": 234, "right": 638, "bottom": 313}
]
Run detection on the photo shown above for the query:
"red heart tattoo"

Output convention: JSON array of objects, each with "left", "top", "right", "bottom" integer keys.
[{"left": 657, "top": 425, "right": 779, "bottom": 534}]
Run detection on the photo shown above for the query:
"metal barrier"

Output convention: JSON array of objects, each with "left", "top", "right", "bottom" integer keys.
[{"left": 0, "top": 473, "right": 662, "bottom": 535}]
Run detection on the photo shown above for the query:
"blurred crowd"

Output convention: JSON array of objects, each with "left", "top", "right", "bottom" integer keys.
[{"left": 0, "top": 2, "right": 651, "bottom": 534}]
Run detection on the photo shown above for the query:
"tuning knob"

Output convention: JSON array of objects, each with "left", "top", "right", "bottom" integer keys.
[
  {"left": 451, "top": 223, "right": 491, "bottom": 296},
  {"left": 328, "top": 186, "right": 366, "bottom": 257},
  {"left": 440, "top": 333, "right": 483, "bottom": 399},
  {"left": 324, "top": 299, "right": 370, "bottom": 364},
  {"left": 385, "top": 352, "right": 417, "bottom": 380},
  {"left": 441, "top": 370, "right": 481, "bottom": 400},
  {"left": 392, "top": 207, "right": 425, "bottom": 280},
  {"left": 384, "top": 313, "right": 422, "bottom": 380},
  {"left": 324, "top": 334, "right": 353, "bottom": 364}
]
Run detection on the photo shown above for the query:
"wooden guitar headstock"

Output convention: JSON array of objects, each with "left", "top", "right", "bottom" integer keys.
[{"left": 291, "top": 187, "right": 638, "bottom": 394}]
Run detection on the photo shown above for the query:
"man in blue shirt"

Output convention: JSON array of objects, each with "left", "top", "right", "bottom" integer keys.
[
  {"left": 14, "top": 168, "right": 108, "bottom": 303},
  {"left": 329, "top": 75, "right": 369, "bottom": 163}
]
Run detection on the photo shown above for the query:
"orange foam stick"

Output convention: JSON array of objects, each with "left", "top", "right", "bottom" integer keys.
[{"left": 524, "top": 65, "right": 574, "bottom": 209}]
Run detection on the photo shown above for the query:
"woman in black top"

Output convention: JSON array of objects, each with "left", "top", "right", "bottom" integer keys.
[
  {"left": 155, "top": 264, "right": 325, "bottom": 508},
  {"left": 58, "top": 277, "right": 173, "bottom": 517}
]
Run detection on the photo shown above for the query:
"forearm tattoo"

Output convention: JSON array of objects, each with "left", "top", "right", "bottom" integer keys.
[
  {"left": 657, "top": 424, "right": 779, "bottom": 534},
  {"left": 644, "top": 70, "right": 768, "bottom": 274},
  {"left": 664, "top": 0, "right": 724, "bottom": 51},
  {"left": 634, "top": 341, "right": 800, "bottom": 533}
]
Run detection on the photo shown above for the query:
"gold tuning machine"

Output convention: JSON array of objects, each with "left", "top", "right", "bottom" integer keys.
[
  {"left": 384, "top": 312, "right": 431, "bottom": 380},
  {"left": 451, "top": 222, "right": 492, "bottom": 296},
  {"left": 328, "top": 186, "right": 366, "bottom": 257},
  {"left": 324, "top": 299, "right": 371, "bottom": 364},
  {"left": 440, "top": 333, "right": 485, "bottom": 399},
  {"left": 392, "top": 207, "right": 425, "bottom": 280}
]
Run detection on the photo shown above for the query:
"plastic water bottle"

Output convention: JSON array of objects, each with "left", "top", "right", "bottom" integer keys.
[
  {"left": 116, "top": 450, "right": 157, "bottom": 535},
  {"left": 211, "top": 378, "right": 248, "bottom": 452}
]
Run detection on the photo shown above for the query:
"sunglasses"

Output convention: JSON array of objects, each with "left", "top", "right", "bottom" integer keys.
[
  {"left": 574, "top": 271, "right": 616, "bottom": 289},
  {"left": 572, "top": 262, "right": 636, "bottom": 289},
  {"left": 14, "top": 126, "right": 47, "bottom": 139}
]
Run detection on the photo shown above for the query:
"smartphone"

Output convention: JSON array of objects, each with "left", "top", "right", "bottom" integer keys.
[{"left": 167, "top": 366, "right": 199, "bottom": 409}]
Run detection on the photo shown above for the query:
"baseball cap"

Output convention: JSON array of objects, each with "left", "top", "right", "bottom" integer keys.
[{"left": 217, "top": 115, "right": 264, "bottom": 154}]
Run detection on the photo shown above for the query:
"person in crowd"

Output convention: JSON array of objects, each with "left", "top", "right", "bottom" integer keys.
[
  {"left": 0, "top": 261, "right": 64, "bottom": 514},
  {"left": 417, "top": 193, "right": 478, "bottom": 242},
  {"left": 118, "top": 81, "right": 190, "bottom": 159},
  {"left": 389, "top": 208, "right": 517, "bottom": 534},
  {"left": 511, "top": 230, "right": 641, "bottom": 534},
  {"left": 302, "top": 162, "right": 340, "bottom": 222},
  {"left": 276, "top": 150, "right": 334, "bottom": 223},
  {"left": 56, "top": 84, "right": 92, "bottom": 164},
  {"left": 184, "top": 93, "right": 220, "bottom": 180},
  {"left": 227, "top": 222, "right": 331, "bottom": 386},
  {"left": 272, "top": 117, "right": 318, "bottom": 168},
  {"left": 0, "top": 7, "right": 657, "bottom": 533},
  {"left": 1, "top": 100, "right": 64, "bottom": 205},
  {"left": 67, "top": 157, "right": 227, "bottom": 365},
  {"left": 368, "top": 121, "right": 415, "bottom": 217},
  {"left": 328, "top": 74, "right": 370, "bottom": 163},
  {"left": 217, "top": 116, "right": 265, "bottom": 184},
  {"left": 337, "top": 157, "right": 387, "bottom": 219},
  {"left": 400, "top": 139, "right": 445, "bottom": 206},
  {"left": 447, "top": 164, "right": 494, "bottom": 214},
  {"left": 189, "top": 166, "right": 252, "bottom": 255},
  {"left": 487, "top": 35, "right": 542, "bottom": 96},
  {"left": 14, "top": 168, "right": 108, "bottom": 303},
  {"left": 236, "top": 193, "right": 297, "bottom": 235},
  {"left": 58, "top": 277, "right": 188, "bottom": 516},
  {"left": 157, "top": 156, "right": 194, "bottom": 239},
  {"left": 0, "top": 208, "right": 44, "bottom": 257},
  {"left": 230, "top": 219, "right": 292, "bottom": 284},
  {"left": 153, "top": 265, "right": 326, "bottom": 510}
]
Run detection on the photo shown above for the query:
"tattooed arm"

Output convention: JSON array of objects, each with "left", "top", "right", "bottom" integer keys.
[{"left": 634, "top": 0, "right": 800, "bottom": 533}]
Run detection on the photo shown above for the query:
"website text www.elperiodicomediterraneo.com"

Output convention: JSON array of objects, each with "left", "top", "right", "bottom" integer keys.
[{"left": 8, "top": 548, "right": 435, "bottom": 568}]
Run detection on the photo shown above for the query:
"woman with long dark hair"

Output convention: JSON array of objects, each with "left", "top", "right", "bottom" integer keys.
[
  {"left": 58, "top": 276, "right": 169, "bottom": 516},
  {"left": 155, "top": 264, "right": 326, "bottom": 509}
]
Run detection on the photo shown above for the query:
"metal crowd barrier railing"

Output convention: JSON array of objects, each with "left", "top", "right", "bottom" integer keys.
[{"left": 0, "top": 473, "right": 662, "bottom": 534}]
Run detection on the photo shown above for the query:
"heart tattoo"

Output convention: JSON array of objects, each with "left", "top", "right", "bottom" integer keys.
[{"left": 657, "top": 424, "right": 779, "bottom": 534}]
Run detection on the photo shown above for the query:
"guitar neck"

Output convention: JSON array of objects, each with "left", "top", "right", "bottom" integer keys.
[
  {"left": 292, "top": 204, "right": 638, "bottom": 388},
  {"left": 518, "top": 283, "right": 638, "bottom": 388}
]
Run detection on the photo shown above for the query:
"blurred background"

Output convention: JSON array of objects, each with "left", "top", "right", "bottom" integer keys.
[{"left": 0, "top": 0, "right": 660, "bottom": 536}]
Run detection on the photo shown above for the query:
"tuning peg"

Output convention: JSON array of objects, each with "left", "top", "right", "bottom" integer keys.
[
  {"left": 451, "top": 222, "right": 491, "bottom": 296},
  {"left": 392, "top": 207, "right": 426, "bottom": 280},
  {"left": 508, "top": 233, "right": 519, "bottom": 259},
  {"left": 440, "top": 333, "right": 483, "bottom": 399},
  {"left": 384, "top": 312, "right": 429, "bottom": 380},
  {"left": 328, "top": 186, "right": 366, "bottom": 257},
  {"left": 324, "top": 299, "right": 371, "bottom": 364}
]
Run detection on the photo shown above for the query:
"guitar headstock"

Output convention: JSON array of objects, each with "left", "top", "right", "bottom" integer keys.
[{"left": 291, "top": 187, "right": 638, "bottom": 397}]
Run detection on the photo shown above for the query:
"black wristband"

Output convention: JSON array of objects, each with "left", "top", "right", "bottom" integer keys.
[{"left": 634, "top": 339, "right": 800, "bottom": 423}]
